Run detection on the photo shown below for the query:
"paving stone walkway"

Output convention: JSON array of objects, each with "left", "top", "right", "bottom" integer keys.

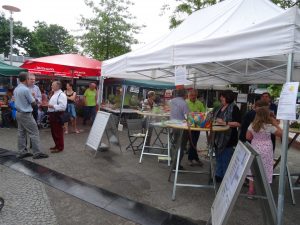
[{"left": 0, "top": 165, "right": 57, "bottom": 225}]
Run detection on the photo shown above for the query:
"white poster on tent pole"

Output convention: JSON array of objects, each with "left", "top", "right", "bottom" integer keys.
[{"left": 277, "top": 82, "right": 299, "bottom": 120}]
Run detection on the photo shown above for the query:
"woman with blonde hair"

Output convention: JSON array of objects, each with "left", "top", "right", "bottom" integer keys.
[{"left": 246, "top": 101, "right": 282, "bottom": 198}]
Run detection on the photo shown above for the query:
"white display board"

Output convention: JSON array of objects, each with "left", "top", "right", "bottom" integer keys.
[
  {"left": 211, "top": 142, "right": 254, "bottom": 225},
  {"left": 277, "top": 82, "right": 299, "bottom": 120},
  {"left": 86, "top": 111, "right": 110, "bottom": 151},
  {"left": 236, "top": 93, "right": 248, "bottom": 103},
  {"left": 175, "top": 65, "right": 188, "bottom": 86}
]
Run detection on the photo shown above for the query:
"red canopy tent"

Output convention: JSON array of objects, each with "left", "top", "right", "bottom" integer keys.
[{"left": 20, "top": 54, "right": 101, "bottom": 78}]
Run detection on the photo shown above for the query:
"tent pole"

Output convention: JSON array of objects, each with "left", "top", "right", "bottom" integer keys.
[
  {"left": 118, "top": 84, "right": 127, "bottom": 123},
  {"left": 277, "top": 53, "right": 294, "bottom": 225},
  {"left": 98, "top": 76, "right": 104, "bottom": 110}
]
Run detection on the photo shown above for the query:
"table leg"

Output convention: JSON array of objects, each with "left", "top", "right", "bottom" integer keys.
[
  {"left": 273, "top": 133, "right": 299, "bottom": 169},
  {"left": 286, "top": 165, "right": 296, "bottom": 205},
  {"left": 172, "top": 146, "right": 181, "bottom": 201},
  {"left": 139, "top": 128, "right": 149, "bottom": 163}
]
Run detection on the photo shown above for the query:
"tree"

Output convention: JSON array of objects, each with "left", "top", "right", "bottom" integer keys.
[
  {"left": 0, "top": 13, "right": 31, "bottom": 56},
  {"left": 272, "top": 0, "right": 296, "bottom": 9},
  {"left": 25, "top": 21, "right": 78, "bottom": 57},
  {"left": 79, "top": 0, "right": 143, "bottom": 60},
  {"left": 163, "top": 0, "right": 298, "bottom": 29}
]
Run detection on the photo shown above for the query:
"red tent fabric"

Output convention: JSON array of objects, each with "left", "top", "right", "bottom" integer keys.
[{"left": 20, "top": 54, "right": 101, "bottom": 77}]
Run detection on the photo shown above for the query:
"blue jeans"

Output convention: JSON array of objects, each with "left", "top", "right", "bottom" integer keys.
[
  {"left": 83, "top": 106, "right": 96, "bottom": 124},
  {"left": 67, "top": 103, "right": 77, "bottom": 118},
  {"left": 215, "top": 147, "right": 234, "bottom": 178}
]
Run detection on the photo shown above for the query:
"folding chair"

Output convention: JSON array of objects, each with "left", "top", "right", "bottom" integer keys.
[{"left": 126, "top": 118, "right": 145, "bottom": 154}]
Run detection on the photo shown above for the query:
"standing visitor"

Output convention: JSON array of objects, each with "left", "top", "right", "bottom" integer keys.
[
  {"left": 260, "top": 92, "right": 278, "bottom": 151},
  {"left": 48, "top": 81, "right": 67, "bottom": 153},
  {"left": 83, "top": 83, "right": 97, "bottom": 125},
  {"left": 170, "top": 89, "right": 189, "bottom": 170},
  {"left": 64, "top": 83, "right": 80, "bottom": 134},
  {"left": 186, "top": 89, "right": 205, "bottom": 166},
  {"left": 14, "top": 72, "right": 48, "bottom": 159},
  {"left": 143, "top": 91, "right": 156, "bottom": 147},
  {"left": 246, "top": 103, "right": 282, "bottom": 198},
  {"left": 28, "top": 74, "right": 42, "bottom": 123},
  {"left": 213, "top": 90, "right": 241, "bottom": 182}
]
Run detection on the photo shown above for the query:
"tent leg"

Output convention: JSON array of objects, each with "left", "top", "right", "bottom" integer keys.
[
  {"left": 98, "top": 76, "right": 104, "bottom": 110},
  {"left": 277, "top": 53, "right": 294, "bottom": 225}
]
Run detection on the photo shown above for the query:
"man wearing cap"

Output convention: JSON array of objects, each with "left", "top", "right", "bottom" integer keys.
[{"left": 13, "top": 72, "right": 48, "bottom": 159}]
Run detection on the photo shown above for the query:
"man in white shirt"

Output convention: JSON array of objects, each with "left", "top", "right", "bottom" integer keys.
[{"left": 48, "top": 81, "right": 67, "bottom": 153}]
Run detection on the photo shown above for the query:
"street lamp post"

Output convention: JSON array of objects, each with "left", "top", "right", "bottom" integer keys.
[
  {"left": 2, "top": 5, "right": 21, "bottom": 65},
  {"left": 2, "top": 5, "right": 20, "bottom": 85}
]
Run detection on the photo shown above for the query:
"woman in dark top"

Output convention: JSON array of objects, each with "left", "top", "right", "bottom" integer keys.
[
  {"left": 213, "top": 90, "right": 241, "bottom": 182},
  {"left": 64, "top": 83, "right": 80, "bottom": 134}
]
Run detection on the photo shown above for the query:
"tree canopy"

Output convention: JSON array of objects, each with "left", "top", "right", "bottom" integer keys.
[
  {"left": 79, "top": 0, "right": 143, "bottom": 60},
  {"left": 25, "top": 21, "right": 78, "bottom": 57},
  {"left": 0, "top": 14, "right": 77, "bottom": 58},
  {"left": 0, "top": 13, "right": 30, "bottom": 56}
]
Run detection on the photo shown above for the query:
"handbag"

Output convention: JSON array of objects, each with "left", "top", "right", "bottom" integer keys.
[
  {"left": 58, "top": 111, "right": 71, "bottom": 125},
  {"left": 57, "top": 92, "right": 71, "bottom": 125}
]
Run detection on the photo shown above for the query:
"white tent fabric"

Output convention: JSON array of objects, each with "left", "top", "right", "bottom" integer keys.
[{"left": 102, "top": 0, "right": 300, "bottom": 85}]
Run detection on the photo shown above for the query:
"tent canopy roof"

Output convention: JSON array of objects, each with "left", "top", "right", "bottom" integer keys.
[
  {"left": 0, "top": 61, "right": 27, "bottom": 77},
  {"left": 104, "top": 78, "right": 175, "bottom": 89},
  {"left": 103, "top": 0, "right": 300, "bottom": 85},
  {"left": 21, "top": 54, "right": 101, "bottom": 77}
]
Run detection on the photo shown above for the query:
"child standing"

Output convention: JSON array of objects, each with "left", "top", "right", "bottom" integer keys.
[{"left": 246, "top": 101, "right": 282, "bottom": 197}]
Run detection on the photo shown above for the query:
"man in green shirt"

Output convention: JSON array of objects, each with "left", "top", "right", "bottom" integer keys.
[
  {"left": 83, "top": 83, "right": 97, "bottom": 125},
  {"left": 186, "top": 89, "right": 205, "bottom": 166}
]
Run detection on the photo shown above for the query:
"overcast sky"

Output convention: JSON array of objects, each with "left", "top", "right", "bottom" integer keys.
[{"left": 1, "top": 0, "right": 176, "bottom": 50}]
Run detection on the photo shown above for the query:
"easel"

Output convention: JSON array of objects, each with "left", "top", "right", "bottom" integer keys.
[
  {"left": 85, "top": 111, "right": 122, "bottom": 157},
  {"left": 207, "top": 141, "right": 277, "bottom": 225}
]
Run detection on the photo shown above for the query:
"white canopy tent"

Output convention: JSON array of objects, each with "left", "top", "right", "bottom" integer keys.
[
  {"left": 102, "top": 0, "right": 300, "bottom": 224},
  {"left": 102, "top": 0, "right": 300, "bottom": 85}
]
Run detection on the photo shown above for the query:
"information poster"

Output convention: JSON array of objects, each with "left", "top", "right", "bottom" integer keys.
[
  {"left": 236, "top": 93, "right": 248, "bottom": 103},
  {"left": 86, "top": 111, "right": 110, "bottom": 151},
  {"left": 175, "top": 65, "right": 188, "bottom": 86},
  {"left": 211, "top": 142, "right": 253, "bottom": 225},
  {"left": 277, "top": 82, "right": 299, "bottom": 120}
]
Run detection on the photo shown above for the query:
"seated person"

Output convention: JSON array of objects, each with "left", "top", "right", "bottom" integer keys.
[
  {"left": 129, "top": 94, "right": 139, "bottom": 108},
  {"left": 143, "top": 91, "right": 156, "bottom": 111}
]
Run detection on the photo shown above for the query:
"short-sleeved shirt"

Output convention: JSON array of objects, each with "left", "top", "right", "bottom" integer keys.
[
  {"left": 84, "top": 88, "right": 97, "bottom": 106},
  {"left": 170, "top": 97, "right": 189, "bottom": 120},
  {"left": 13, "top": 83, "right": 35, "bottom": 113},
  {"left": 186, "top": 99, "right": 205, "bottom": 112}
]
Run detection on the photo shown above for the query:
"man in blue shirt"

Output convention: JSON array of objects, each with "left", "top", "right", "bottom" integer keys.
[
  {"left": 14, "top": 72, "right": 48, "bottom": 159},
  {"left": 170, "top": 89, "right": 189, "bottom": 170}
]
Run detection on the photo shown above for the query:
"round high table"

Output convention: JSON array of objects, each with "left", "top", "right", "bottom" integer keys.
[
  {"left": 135, "top": 110, "right": 171, "bottom": 165},
  {"left": 165, "top": 120, "right": 229, "bottom": 200}
]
